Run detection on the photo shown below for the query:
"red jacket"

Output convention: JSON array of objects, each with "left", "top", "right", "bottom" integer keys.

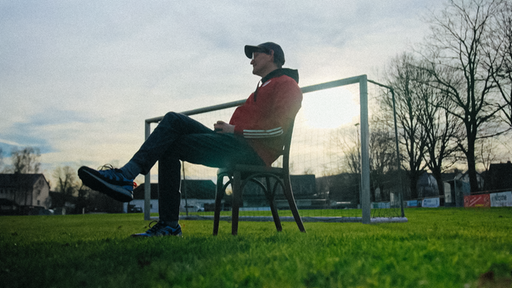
[{"left": 229, "top": 68, "right": 302, "bottom": 166}]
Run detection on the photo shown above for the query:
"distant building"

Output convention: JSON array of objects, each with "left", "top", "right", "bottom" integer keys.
[
  {"left": 0, "top": 173, "right": 51, "bottom": 209},
  {"left": 484, "top": 162, "right": 512, "bottom": 191}
]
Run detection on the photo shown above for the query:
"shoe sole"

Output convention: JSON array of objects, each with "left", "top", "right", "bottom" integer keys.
[
  {"left": 131, "top": 225, "right": 183, "bottom": 237},
  {"left": 131, "top": 232, "right": 183, "bottom": 237},
  {"left": 78, "top": 166, "right": 133, "bottom": 202}
]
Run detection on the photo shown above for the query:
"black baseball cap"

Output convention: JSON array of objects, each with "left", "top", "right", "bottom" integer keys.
[{"left": 244, "top": 42, "right": 285, "bottom": 66}]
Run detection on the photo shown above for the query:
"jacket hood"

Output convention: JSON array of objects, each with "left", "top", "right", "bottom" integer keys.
[{"left": 261, "top": 68, "right": 299, "bottom": 84}]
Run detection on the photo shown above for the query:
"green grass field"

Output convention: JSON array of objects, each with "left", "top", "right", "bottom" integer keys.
[{"left": 1, "top": 208, "right": 511, "bottom": 288}]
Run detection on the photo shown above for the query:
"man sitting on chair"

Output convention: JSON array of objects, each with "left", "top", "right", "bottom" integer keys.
[{"left": 78, "top": 42, "right": 303, "bottom": 237}]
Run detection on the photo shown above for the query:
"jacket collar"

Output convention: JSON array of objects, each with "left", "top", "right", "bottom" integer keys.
[
  {"left": 261, "top": 68, "right": 299, "bottom": 84},
  {"left": 253, "top": 68, "right": 299, "bottom": 102}
]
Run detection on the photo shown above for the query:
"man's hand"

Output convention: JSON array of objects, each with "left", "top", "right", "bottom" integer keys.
[{"left": 214, "top": 121, "right": 235, "bottom": 134}]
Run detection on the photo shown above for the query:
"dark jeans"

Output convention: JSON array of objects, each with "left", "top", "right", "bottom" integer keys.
[{"left": 129, "top": 112, "right": 264, "bottom": 222}]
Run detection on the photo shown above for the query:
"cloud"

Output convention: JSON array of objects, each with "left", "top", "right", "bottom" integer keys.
[{"left": 0, "top": 0, "right": 445, "bottom": 183}]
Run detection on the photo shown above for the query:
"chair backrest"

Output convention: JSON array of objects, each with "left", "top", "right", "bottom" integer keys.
[{"left": 281, "top": 119, "right": 295, "bottom": 173}]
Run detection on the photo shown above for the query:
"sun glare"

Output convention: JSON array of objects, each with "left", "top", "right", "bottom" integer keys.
[{"left": 301, "top": 88, "right": 360, "bottom": 129}]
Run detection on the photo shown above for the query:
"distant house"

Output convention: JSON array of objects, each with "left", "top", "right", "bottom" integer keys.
[
  {"left": 0, "top": 173, "right": 51, "bottom": 209},
  {"left": 484, "top": 162, "right": 512, "bottom": 191}
]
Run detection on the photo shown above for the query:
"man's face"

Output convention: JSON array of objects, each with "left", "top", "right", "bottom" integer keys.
[{"left": 250, "top": 51, "right": 274, "bottom": 77}]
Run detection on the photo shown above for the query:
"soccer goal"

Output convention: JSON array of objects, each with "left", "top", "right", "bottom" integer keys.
[{"left": 142, "top": 75, "right": 407, "bottom": 224}]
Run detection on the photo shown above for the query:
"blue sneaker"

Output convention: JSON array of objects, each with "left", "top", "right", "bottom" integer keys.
[
  {"left": 131, "top": 221, "right": 183, "bottom": 237},
  {"left": 78, "top": 165, "right": 134, "bottom": 202}
]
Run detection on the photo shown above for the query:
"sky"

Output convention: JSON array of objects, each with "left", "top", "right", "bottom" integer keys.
[{"left": 0, "top": 0, "right": 446, "bottom": 184}]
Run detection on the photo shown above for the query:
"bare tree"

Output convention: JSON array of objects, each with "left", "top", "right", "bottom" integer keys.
[
  {"left": 335, "top": 124, "right": 361, "bottom": 176},
  {"left": 334, "top": 122, "right": 396, "bottom": 202},
  {"left": 491, "top": 1, "right": 512, "bottom": 124},
  {"left": 476, "top": 137, "right": 498, "bottom": 172},
  {"left": 8, "top": 147, "right": 41, "bottom": 174},
  {"left": 415, "top": 64, "right": 462, "bottom": 198},
  {"left": 382, "top": 53, "right": 428, "bottom": 200},
  {"left": 53, "top": 166, "right": 92, "bottom": 213},
  {"left": 53, "top": 166, "right": 79, "bottom": 197},
  {"left": 327, "top": 124, "right": 361, "bottom": 205},
  {"left": 368, "top": 128, "right": 397, "bottom": 201},
  {"left": 422, "top": 0, "right": 505, "bottom": 192}
]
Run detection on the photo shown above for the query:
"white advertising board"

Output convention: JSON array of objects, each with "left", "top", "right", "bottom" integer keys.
[
  {"left": 422, "top": 197, "right": 440, "bottom": 208},
  {"left": 490, "top": 191, "right": 512, "bottom": 207}
]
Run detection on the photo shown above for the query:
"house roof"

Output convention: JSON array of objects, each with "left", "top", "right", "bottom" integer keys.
[
  {"left": 0, "top": 174, "right": 49, "bottom": 189},
  {"left": 489, "top": 162, "right": 512, "bottom": 171}
]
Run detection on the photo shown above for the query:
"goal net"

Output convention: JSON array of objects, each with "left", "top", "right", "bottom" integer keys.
[{"left": 143, "top": 75, "right": 407, "bottom": 224}]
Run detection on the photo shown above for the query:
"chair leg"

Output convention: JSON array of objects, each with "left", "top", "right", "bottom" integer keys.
[
  {"left": 231, "top": 171, "right": 242, "bottom": 235},
  {"left": 266, "top": 177, "right": 282, "bottom": 232},
  {"left": 213, "top": 174, "right": 225, "bottom": 236},
  {"left": 283, "top": 176, "right": 306, "bottom": 232}
]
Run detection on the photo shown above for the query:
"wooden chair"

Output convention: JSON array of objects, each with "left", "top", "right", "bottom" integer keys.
[{"left": 213, "top": 122, "right": 306, "bottom": 235}]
